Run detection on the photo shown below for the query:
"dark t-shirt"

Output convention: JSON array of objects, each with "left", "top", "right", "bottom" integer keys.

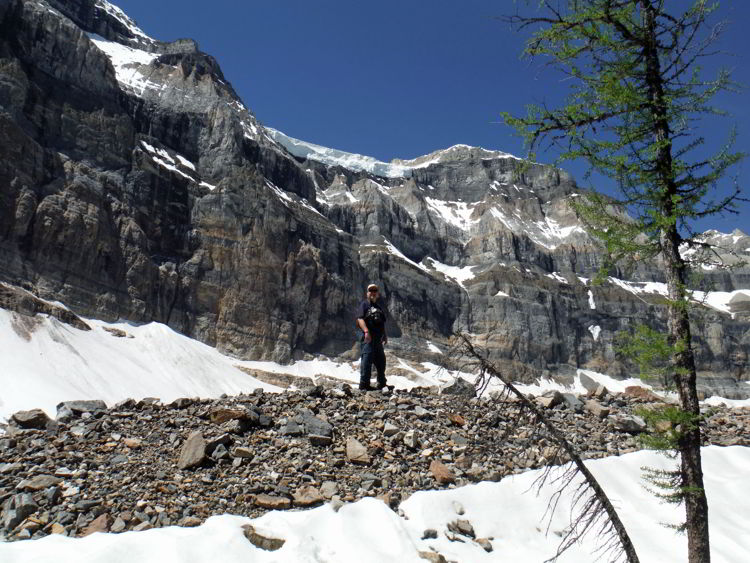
[{"left": 356, "top": 298, "right": 387, "bottom": 341}]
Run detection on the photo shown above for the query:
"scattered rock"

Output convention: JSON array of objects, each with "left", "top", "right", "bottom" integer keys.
[
  {"left": 536, "top": 391, "right": 563, "bottom": 409},
  {"left": 346, "top": 438, "right": 370, "bottom": 464},
  {"left": 418, "top": 550, "right": 448, "bottom": 562},
  {"left": 476, "top": 537, "right": 493, "bottom": 552},
  {"left": 403, "top": 430, "right": 420, "bottom": 450},
  {"left": 578, "top": 372, "right": 600, "bottom": 394},
  {"left": 447, "top": 413, "right": 466, "bottom": 427},
  {"left": 293, "top": 486, "right": 324, "bottom": 507},
  {"left": 439, "top": 378, "right": 475, "bottom": 397},
  {"left": 448, "top": 518, "right": 475, "bottom": 538},
  {"left": 253, "top": 495, "right": 292, "bottom": 510},
  {"left": 82, "top": 514, "right": 111, "bottom": 536},
  {"left": 177, "top": 432, "right": 207, "bottom": 469},
  {"left": 383, "top": 422, "right": 399, "bottom": 437},
  {"left": 584, "top": 400, "right": 610, "bottom": 419},
  {"left": 56, "top": 400, "right": 107, "bottom": 416},
  {"left": 624, "top": 386, "right": 663, "bottom": 402},
  {"left": 613, "top": 415, "right": 647, "bottom": 433},
  {"left": 429, "top": 460, "right": 456, "bottom": 485},
  {"left": 561, "top": 393, "right": 584, "bottom": 413},
  {"left": 2, "top": 493, "right": 37, "bottom": 530},
  {"left": 242, "top": 524, "right": 285, "bottom": 551},
  {"left": 11, "top": 409, "right": 51, "bottom": 429},
  {"left": 22, "top": 475, "right": 62, "bottom": 491},
  {"left": 0, "top": 386, "right": 744, "bottom": 543}
]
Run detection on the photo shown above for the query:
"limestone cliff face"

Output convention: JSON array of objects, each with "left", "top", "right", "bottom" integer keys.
[{"left": 1, "top": 0, "right": 748, "bottom": 395}]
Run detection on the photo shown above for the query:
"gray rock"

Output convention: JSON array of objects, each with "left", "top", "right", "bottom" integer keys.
[
  {"left": 448, "top": 519, "right": 475, "bottom": 538},
  {"left": 584, "top": 399, "right": 610, "bottom": 419},
  {"left": 242, "top": 524, "right": 285, "bottom": 551},
  {"left": 536, "top": 391, "right": 563, "bottom": 409},
  {"left": 0, "top": 463, "right": 22, "bottom": 475},
  {"left": 2, "top": 493, "right": 37, "bottom": 530},
  {"left": 177, "top": 432, "right": 207, "bottom": 469},
  {"left": 281, "top": 421, "right": 303, "bottom": 437},
  {"left": 309, "top": 434, "right": 333, "bottom": 447},
  {"left": 56, "top": 400, "right": 107, "bottom": 416},
  {"left": 439, "top": 378, "right": 476, "bottom": 397},
  {"left": 205, "top": 434, "right": 233, "bottom": 456},
  {"left": 11, "top": 409, "right": 51, "bottom": 429},
  {"left": 320, "top": 481, "right": 338, "bottom": 499},
  {"left": 210, "top": 443, "right": 229, "bottom": 460},
  {"left": 561, "top": 393, "right": 584, "bottom": 413},
  {"left": 476, "top": 538, "right": 493, "bottom": 552},
  {"left": 403, "top": 430, "right": 420, "bottom": 450},
  {"left": 299, "top": 410, "right": 333, "bottom": 438},
  {"left": 110, "top": 454, "right": 129, "bottom": 465},
  {"left": 346, "top": 438, "right": 370, "bottom": 464},
  {"left": 383, "top": 422, "right": 400, "bottom": 437},
  {"left": 578, "top": 372, "right": 600, "bottom": 394},
  {"left": 232, "top": 446, "right": 254, "bottom": 458},
  {"left": 23, "top": 475, "right": 62, "bottom": 491},
  {"left": 614, "top": 415, "right": 647, "bottom": 433}
]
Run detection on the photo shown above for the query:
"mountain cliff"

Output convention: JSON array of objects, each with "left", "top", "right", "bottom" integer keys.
[{"left": 1, "top": 0, "right": 748, "bottom": 397}]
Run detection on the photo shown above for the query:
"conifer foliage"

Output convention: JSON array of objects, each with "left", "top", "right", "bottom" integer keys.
[{"left": 501, "top": 2, "right": 745, "bottom": 562}]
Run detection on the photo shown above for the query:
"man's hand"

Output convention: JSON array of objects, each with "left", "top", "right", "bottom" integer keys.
[
  {"left": 364, "top": 331, "right": 372, "bottom": 343},
  {"left": 382, "top": 335, "right": 388, "bottom": 346}
]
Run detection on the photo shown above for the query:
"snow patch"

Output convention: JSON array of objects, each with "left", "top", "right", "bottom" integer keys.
[
  {"left": 588, "top": 325, "right": 602, "bottom": 341},
  {"left": 545, "top": 272, "right": 568, "bottom": 284},
  {"left": 588, "top": 290, "right": 596, "bottom": 310},
  {"left": 609, "top": 277, "right": 750, "bottom": 318},
  {"left": 95, "top": 1, "right": 151, "bottom": 41},
  {"left": 265, "top": 128, "right": 413, "bottom": 178},
  {"left": 424, "top": 198, "right": 478, "bottom": 231},
  {"left": 425, "top": 258, "right": 477, "bottom": 289},
  {"left": 0, "top": 310, "right": 279, "bottom": 420},
  {"left": 89, "top": 35, "right": 159, "bottom": 95},
  {"left": 426, "top": 341, "right": 443, "bottom": 355}
]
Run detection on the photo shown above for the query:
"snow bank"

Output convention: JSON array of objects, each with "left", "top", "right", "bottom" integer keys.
[{"left": 0, "top": 310, "right": 279, "bottom": 420}]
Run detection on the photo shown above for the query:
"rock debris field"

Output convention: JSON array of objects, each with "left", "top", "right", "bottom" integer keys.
[{"left": 2, "top": 382, "right": 748, "bottom": 542}]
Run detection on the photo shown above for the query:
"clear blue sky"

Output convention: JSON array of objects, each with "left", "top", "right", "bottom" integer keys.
[{"left": 114, "top": 0, "right": 749, "bottom": 234}]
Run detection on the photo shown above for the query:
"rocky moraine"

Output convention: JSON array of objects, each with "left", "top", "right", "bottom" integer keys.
[{"left": 2, "top": 382, "right": 748, "bottom": 542}]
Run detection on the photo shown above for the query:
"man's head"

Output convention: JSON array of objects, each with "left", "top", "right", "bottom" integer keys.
[{"left": 366, "top": 283, "right": 379, "bottom": 302}]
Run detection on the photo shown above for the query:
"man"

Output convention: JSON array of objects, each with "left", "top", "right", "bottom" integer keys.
[{"left": 356, "top": 283, "right": 388, "bottom": 391}]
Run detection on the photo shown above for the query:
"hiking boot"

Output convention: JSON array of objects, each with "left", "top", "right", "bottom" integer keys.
[{"left": 359, "top": 384, "right": 373, "bottom": 391}]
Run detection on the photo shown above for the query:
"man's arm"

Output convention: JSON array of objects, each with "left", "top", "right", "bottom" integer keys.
[
  {"left": 380, "top": 299, "right": 388, "bottom": 345},
  {"left": 356, "top": 304, "right": 371, "bottom": 343}
]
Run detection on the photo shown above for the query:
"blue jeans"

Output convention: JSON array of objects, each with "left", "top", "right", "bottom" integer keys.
[{"left": 360, "top": 339, "right": 386, "bottom": 388}]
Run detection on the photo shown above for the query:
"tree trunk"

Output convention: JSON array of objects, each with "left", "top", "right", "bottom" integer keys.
[
  {"left": 661, "top": 227, "right": 711, "bottom": 563},
  {"left": 642, "top": 1, "right": 711, "bottom": 559}
]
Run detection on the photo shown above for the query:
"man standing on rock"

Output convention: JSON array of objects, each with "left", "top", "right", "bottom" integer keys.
[{"left": 356, "top": 283, "right": 388, "bottom": 391}]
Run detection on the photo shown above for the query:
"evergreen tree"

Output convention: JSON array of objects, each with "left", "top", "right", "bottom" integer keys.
[{"left": 501, "top": 2, "right": 745, "bottom": 562}]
